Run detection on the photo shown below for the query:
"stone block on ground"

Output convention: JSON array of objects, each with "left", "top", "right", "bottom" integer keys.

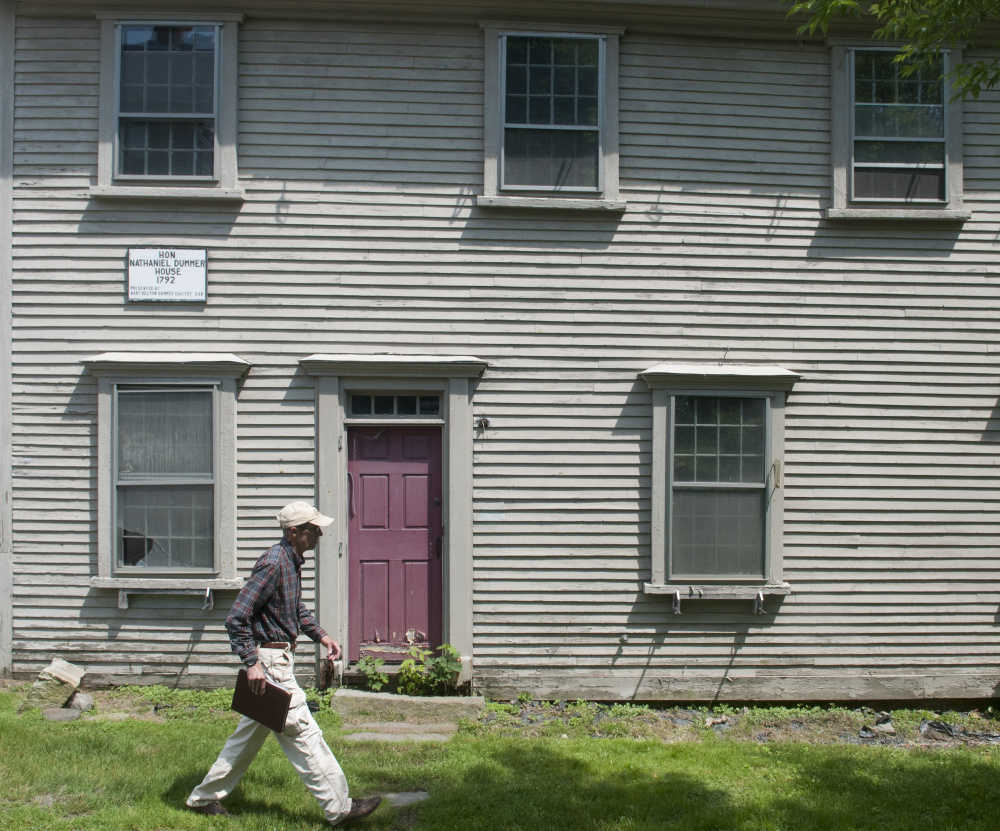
[
  {"left": 68, "top": 691, "right": 95, "bottom": 711},
  {"left": 384, "top": 791, "right": 431, "bottom": 807},
  {"left": 344, "top": 730, "right": 453, "bottom": 742},
  {"left": 17, "top": 659, "right": 87, "bottom": 714},
  {"left": 331, "top": 689, "right": 483, "bottom": 723},
  {"left": 42, "top": 708, "right": 82, "bottom": 722}
]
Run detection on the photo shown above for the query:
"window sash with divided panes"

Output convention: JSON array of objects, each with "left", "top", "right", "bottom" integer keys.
[
  {"left": 670, "top": 395, "right": 768, "bottom": 580},
  {"left": 117, "top": 23, "right": 219, "bottom": 179},
  {"left": 851, "top": 48, "right": 946, "bottom": 203},
  {"left": 501, "top": 33, "right": 604, "bottom": 192},
  {"left": 114, "top": 385, "right": 216, "bottom": 574}
]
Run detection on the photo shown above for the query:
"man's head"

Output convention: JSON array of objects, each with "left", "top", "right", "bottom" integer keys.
[{"left": 278, "top": 501, "right": 334, "bottom": 555}]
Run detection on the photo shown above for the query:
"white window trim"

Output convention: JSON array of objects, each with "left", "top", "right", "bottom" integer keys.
[
  {"left": 93, "top": 13, "right": 244, "bottom": 201},
  {"left": 826, "top": 42, "right": 968, "bottom": 221},
  {"left": 640, "top": 364, "right": 798, "bottom": 599},
  {"left": 84, "top": 352, "right": 250, "bottom": 589},
  {"left": 301, "top": 354, "right": 487, "bottom": 682},
  {"left": 478, "top": 20, "right": 625, "bottom": 211}
]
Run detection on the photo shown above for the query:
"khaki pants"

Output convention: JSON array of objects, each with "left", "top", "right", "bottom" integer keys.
[{"left": 187, "top": 647, "right": 352, "bottom": 824}]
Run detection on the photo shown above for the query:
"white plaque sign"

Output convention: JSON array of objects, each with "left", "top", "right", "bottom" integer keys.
[{"left": 127, "top": 248, "right": 207, "bottom": 301}]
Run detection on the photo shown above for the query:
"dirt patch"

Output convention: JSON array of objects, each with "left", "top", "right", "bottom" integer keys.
[{"left": 477, "top": 700, "right": 1000, "bottom": 749}]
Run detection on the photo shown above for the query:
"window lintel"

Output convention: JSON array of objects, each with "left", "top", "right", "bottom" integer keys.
[{"left": 640, "top": 363, "right": 800, "bottom": 391}]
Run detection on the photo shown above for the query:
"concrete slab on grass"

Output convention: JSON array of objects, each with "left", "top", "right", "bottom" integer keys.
[
  {"left": 344, "top": 730, "right": 454, "bottom": 742},
  {"left": 331, "top": 689, "right": 483, "bottom": 723},
  {"left": 352, "top": 722, "right": 458, "bottom": 735},
  {"left": 384, "top": 791, "right": 431, "bottom": 807}
]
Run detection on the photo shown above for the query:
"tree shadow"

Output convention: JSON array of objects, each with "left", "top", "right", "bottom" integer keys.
[{"left": 420, "top": 740, "right": 1000, "bottom": 831}]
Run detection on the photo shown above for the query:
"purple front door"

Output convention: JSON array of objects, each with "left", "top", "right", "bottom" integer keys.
[{"left": 347, "top": 425, "right": 443, "bottom": 662}]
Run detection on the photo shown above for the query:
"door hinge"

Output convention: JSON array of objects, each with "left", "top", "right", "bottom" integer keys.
[
  {"left": 338, "top": 435, "right": 343, "bottom": 451},
  {"left": 338, "top": 542, "right": 343, "bottom": 558}
]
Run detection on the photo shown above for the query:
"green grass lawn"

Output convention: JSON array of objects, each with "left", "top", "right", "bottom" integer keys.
[{"left": 2, "top": 689, "right": 1000, "bottom": 831}]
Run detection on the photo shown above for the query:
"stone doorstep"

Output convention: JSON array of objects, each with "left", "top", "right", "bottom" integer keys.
[
  {"left": 349, "top": 722, "right": 458, "bottom": 735},
  {"left": 331, "top": 689, "right": 484, "bottom": 723},
  {"left": 344, "top": 731, "right": 454, "bottom": 743}
]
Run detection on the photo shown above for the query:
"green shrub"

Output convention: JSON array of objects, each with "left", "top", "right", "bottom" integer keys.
[
  {"left": 356, "top": 656, "right": 389, "bottom": 692},
  {"left": 397, "top": 643, "right": 463, "bottom": 695}
]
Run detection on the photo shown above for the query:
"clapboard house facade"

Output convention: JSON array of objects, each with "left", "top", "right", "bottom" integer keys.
[{"left": 2, "top": 0, "right": 1000, "bottom": 702}]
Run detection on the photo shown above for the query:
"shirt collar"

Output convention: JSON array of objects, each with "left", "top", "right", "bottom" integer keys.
[{"left": 280, "top": 537, "right": 306, "bottom": 569}]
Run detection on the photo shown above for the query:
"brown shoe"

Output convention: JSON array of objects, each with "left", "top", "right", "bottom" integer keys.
[
  {"left": 186, "top": 800, "right": 230, "bottom": 816},
  {"left": 331, "top": 796, "right": 382, "bottom": 827}
]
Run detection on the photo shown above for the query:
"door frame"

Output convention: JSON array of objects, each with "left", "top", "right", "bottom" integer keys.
[{"left": 301, "top": 355, "right": 487, "bottom": 683}]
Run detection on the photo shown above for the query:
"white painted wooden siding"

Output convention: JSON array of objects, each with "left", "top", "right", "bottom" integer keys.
[{"left": 9, "top": 5, "right": 1000, "bottom": 700}]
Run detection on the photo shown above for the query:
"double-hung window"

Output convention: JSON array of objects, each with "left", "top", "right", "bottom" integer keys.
[
  {"left": 851, "top": 49, "right": 945, "bottom": 202},
  {"left": 502, "top": 34, "right": 602, "bottom": 191},
  {"left": 115, "top": 386, "right": 215, "bottom": 571},
  {"left": 671, "top": 395, "right": 767, "bottom": 579},
  {"left": 641, "top": 364, "right": 798, "bottom": 599},
  {"left": 95, "top": 15, "right": 242, "bottom": 197},
  {"left": 480, "top": 22, "right": 623, "bottom": 209},
  {"left": 828, "top": 44, "right": 965, "bottom": 218},
  {"left": 117, "top": 24, "right": 218, "bottom": 178},
  {"left": 85, "top": 353, "right": 248, "bottom": 588}
]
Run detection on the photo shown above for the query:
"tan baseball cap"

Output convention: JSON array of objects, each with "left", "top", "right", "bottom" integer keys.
[{"left": 277, "top": 501, "right": 334, "bottom": 529}]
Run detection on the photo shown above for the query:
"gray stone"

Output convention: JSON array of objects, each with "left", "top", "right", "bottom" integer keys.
[
  {"left": 42, "top": 708, "right": 82, "bottom": 722},
  {"left": 344, "top": 731, "right": 453, "bottom": 742},
  {"left": 384, "top": 791, "right": 430, "bottom": 807},
  {"left": 68, "top": 691, "right": 95, "bottom": 711},
  {"left": 352, "top": 722, "right": 458, "bottom": 735},
  {"left": 331, "top": 689, "right": 484, "bottom": 723},
  {"left": 17, "top": 659, "right": 87, "bottom": 714},
  {"left": 874, "top": 722, "right": 896, "bottom": 736}
]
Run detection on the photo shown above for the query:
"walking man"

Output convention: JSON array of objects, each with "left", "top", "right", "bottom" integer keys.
[{"left": 186, "top": 501, "right": 381, "bottom": 827}]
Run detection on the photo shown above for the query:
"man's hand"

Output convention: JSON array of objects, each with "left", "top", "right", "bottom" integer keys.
[
  {"left": 246, "top": 660, "right": 267, "bottom": 695},
  {"left": 320, "top": 635, "right": 341, "bottom": 662}
]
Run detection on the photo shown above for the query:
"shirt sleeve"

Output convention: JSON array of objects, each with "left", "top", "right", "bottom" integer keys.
[
  {"left": 225, "top": 562, "right": 278, "bottom": 667},
  {"left": 298, "top": 602, "right": 328, "bottom": 644}
]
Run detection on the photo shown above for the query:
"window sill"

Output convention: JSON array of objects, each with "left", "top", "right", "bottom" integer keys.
[
  {"left": 89, "top": 185, "right": 245, "bottom": 202},
  {"left": 643, "top": 583, "right": 791, "bottom": 599},
  {"left": 477, "top": 195, "right": 627, "bottom": 212},
  {"left": 824, "top": 208, "right": 970, "bottom": 222},
  {"left": 90, "top": 577, "right": 244, "bottom": 591}
]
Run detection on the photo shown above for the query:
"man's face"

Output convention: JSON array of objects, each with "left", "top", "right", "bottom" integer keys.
[{"left": 289, "top": 523, "right": 323, "bottom": 554}]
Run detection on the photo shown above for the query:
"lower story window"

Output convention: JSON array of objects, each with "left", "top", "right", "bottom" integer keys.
[
  {"left": 671, "top": 395, "right": 766, "bottom": 579},
  {"left": 115, "top": 386, "right": 215, "bottom": 571},
  {"left": 640, "top": 363, "right": 797, "bottom": 592}
]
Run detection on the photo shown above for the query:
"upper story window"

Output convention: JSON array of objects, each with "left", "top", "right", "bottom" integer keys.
[
  {"left": 502, "top": 35, "right": 601, "bottom": 191},
  {"left": 852, "top": 49, "right": 944, "bottom": 203},
  {"left": 827, "top": 44, "right": 966, "bottom": 220},
  {"left": 118, "top": 25, "right": 218, "bottom": 179},
  {"left": 94, "top": 14, "right": 243, "bottom": 200},
  {"left": 479, "top": 22, "right": 624, "bottom": 211}
]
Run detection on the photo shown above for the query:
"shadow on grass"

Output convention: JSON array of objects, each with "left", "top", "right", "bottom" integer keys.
[{"left": 418, "top": 740, "right": 1000, "bottom": 831}]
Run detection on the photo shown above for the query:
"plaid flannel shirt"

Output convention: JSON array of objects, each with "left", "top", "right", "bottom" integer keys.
[{"left": 225, "top": 538, "right": 328, "bottom": 667}]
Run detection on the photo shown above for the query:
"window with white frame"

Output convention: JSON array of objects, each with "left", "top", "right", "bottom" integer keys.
[
  {"left": 95, "top": 15, "right": 241, "bottom": 196},
  {"left": 84, "top": 353, "right": 248, "bottom": 587},
  {"left": 479, "top": 22, "right": 622, "bottom": 208},
  {"left": 828, "top": 44, "right": 965, "bottom": 217},
  {"left": 641, "top": 365, "right": 798, "bottom": 594}
]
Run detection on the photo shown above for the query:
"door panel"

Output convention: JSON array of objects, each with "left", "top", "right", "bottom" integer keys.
[{"left": 348, "top": 425, "right": 443, "bottom": 661}]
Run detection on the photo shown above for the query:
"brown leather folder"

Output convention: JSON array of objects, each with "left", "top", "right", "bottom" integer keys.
[{"left": 231, "top": 668, "right": 292, "bottom": 733}]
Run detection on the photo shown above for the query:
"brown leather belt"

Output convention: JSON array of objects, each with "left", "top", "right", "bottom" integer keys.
[{"left": 258, "top": 641, "right": 296, "bottom": 651}]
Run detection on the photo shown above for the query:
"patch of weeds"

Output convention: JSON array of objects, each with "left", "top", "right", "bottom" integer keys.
[
  {"left": 108, "top": 684, "right": 233, "bottom": 719},
  {"left": 484, "top": 700, "right": 519, "bottom": 716},
  {"left": 356, "top": 656, "right": 389, "bottom": 691}
]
